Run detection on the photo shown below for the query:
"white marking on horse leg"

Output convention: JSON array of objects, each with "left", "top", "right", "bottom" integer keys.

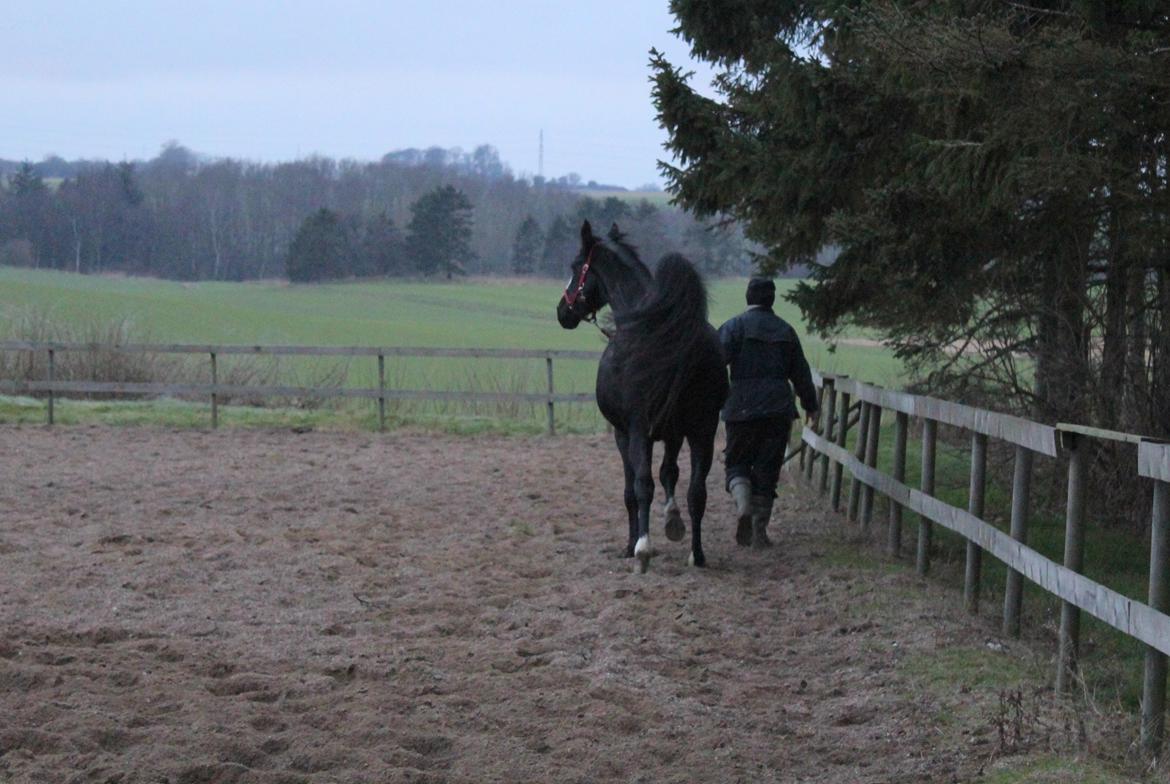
[{"left": 634, "top": 534, "right": 652, "bottom": 573}]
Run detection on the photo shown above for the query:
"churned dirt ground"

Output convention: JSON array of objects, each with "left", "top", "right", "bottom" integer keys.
[{"left": 0, "top": 426, "right": 1130, "bottom": 783}]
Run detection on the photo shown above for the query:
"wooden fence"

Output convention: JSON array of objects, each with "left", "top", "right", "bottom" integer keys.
[
  {"left": 0, "top": 341, "right": 603, "bottom": 434},
  {"left": 799, "top": 370, "right": 1170, "bottom": 754}
]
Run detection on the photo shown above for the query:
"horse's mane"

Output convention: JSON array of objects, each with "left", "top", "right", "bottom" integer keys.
[
  {"left": 600, "top": 230, "right": 652, "bottom": 286},
  {"left": 618, "top": 252, "right": 712, "bottom": 439},
  {"left": 605, "top": 229, "right": 644, "bottom": 270},
  {"left": 592, "top": 229, "right": 653, "bottom": 317}
]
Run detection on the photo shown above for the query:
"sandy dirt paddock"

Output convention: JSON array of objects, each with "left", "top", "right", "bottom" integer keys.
[{"left": 0, "top": 426, "right": 1107, "bottom": 782}]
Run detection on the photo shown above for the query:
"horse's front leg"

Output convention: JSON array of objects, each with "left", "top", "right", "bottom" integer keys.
[
  {"left": 614, "top": 429, "right": 638, "bottom": 558},
  {"left": 659, "top": 435, "right": 685, "bottom": 542},
  {"left": 627, "top": 428, "right": 656, "bottom": 573},
  {"left": 686, "top": 429, "right": 716, "bottom": 568}
]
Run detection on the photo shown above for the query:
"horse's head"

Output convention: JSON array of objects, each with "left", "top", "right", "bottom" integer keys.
[{"left": 556, "top": 220, "right": 610, "bottom": 329}]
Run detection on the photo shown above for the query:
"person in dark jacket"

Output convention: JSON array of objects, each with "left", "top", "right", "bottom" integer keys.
[{"left": 719, "top": 277, "right": 819, "bottom": 548}]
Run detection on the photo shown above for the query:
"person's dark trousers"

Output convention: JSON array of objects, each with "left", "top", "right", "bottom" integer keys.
[{"left": 724, "top": 415, "right": 795, "bottom": 498}]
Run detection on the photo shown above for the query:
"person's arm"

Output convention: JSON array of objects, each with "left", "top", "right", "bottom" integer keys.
[
  {"left": 788, "top": 335, "right": 819, "bottom": 424},
  {"left": 718, "top": 318, "right": 740, "bottom": 367}
]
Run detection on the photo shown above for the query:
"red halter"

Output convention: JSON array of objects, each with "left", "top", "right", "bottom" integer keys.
[{"left": 562, "top": 245, "right": 597, "bottom": 308}]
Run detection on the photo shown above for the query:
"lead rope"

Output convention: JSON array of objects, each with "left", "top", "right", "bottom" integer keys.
[{"left": 585, "top": 312, "right": 615, "bottom": 341}]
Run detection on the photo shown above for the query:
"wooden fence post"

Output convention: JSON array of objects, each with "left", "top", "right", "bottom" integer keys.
[
  {"left": 848, "top": 402, "right": 872, "bottom": 523},
  {"left": 210, "top": 352, "right": 218, "bottom": 429},
  {"left": 917, "top": 418, "right": 937, "bottom": 576},
  {"left": 819, "top": 380, "right": 836, "bottom": 495},
  {"left": 804, "top": 383, "right": 826, "bottom": 483},
  {"left": 798, "top": 425, "right": 807, "bottom": 471},
  {"left": 1003, "top": 445, "right": 1034, "bottom": 637},
  {"left": 377, "top": 353, "right": 386, "bottom": 432},
  {"left": 888, "top": 411, "right": 908, "bottom": 556},
  {"left": 1142, "top": 478, "right": 1170, "bottom": 754},
  {"left": 546, "top": 355, "right": 556, "bottom": 436},
  {"left": 831, "top": 390, "right": 851, "bottom": 512},
  {"left": 965, "top": 433, "right": 988, "bottom": 613},
  {"left": 860, "top": 404, "right": 882, "bottom": 532},
  {"left": 46, "top": 348, "right": 55, "bottom": 426},
  {"left": 1057, "top": 431, "right": 1088, "bottom": 693}
]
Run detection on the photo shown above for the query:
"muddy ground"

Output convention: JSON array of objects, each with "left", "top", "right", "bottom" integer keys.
[{"left": 0, "top": 426, "right": 1132, "bottom": 782}]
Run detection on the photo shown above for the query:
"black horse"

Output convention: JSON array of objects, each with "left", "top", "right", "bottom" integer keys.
[{"left": 556, "top": 221, "right": 728, "bottom": 572}]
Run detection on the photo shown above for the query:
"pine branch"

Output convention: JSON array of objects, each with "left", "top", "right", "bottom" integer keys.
[{"left": 999, "top": 2, "right": 1079, "bottom": 21}]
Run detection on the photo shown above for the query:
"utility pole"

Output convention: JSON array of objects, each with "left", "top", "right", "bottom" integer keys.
[{"left": 538, "top": 129, "right": 544, "bottom": 180}]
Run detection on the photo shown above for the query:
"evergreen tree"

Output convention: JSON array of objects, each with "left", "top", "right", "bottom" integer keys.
[
  {"left": 510, "top": 215, "right": 544, "bottom": 275},
  {"left": 286, "top": 208, "right": 349, "bottom": 282},
  {"left": 683, "top": 220, "right": 744, "bottom": 277},
  {"left": 623, "top": 200, "right": 671, "bottom": 267},
  {"left": 541, "top": 214, "right": 577, "bottom": 277},
  {"left": 405, "top": 185, "right": 475, "bottom": 279},
  {"left": 358, "top": 211, "right": 405, "bottom": 277},
  {"left": 4, "top": 162, "right": 51, "bottom": 267},
  {"left": 10, "top": 161, "right": 46, "bottom": 197},
  {"left": 653, "top": 1, "right": 1170, "bottom": 434},
  {"left": 576, "top": 195, "right": 632, "bottom": 228}
]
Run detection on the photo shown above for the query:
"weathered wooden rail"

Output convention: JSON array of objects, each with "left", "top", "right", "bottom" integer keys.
[
  {"left": 0, "top": 341, "right": 604, "bottom": 435},
  {"left": 800, "top": 371, "right": 1170, "bottom": 754}
]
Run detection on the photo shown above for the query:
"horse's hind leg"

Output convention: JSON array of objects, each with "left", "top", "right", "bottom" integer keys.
[
  {"left": 614, "top": 429, "right": 638, "bottom": 558},
  {"left": 627, "top": 428, "right": 656, "bottom": 573},
  {"left": 660, "top": 435, "right": 685, "bottom": 542},
  {"left": 686, "top": 431, "right": 715, "bottom": 568}
]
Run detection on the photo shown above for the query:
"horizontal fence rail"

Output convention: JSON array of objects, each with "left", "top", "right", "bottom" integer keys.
[
  {"left": 0, "top": 340, "right": 603, "bottom": 360},
  {"left": 810, "top": 369, "right": 1058, "bottom": 456},
  {"left": 0, "top": 380, "right": 596, "bottom": 404},
  {"left": 0, "top": 341, "right": 604, "bottom": 435},
  {"left": 802, "top": 371, "right": 1170, "bottom": 755}
]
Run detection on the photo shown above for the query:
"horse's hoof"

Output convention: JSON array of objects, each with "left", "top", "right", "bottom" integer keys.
[
  {"left": 634, "top": 535, "right": 653, "bottom": 573},
  {"left": 664, "top": 509, "right": 685, "bottom": 542},
  {"left": 689, "top": 550, "right": 706, "bottom": 568},
  {"left": 635, "top": 553, "right": 651, "bottom": 574},
  {"left": 623, "top": 545, "right": 636, "bottom": 559}
]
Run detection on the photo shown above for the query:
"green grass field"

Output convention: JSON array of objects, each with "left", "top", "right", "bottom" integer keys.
[
  {"left": 574, "top": 189, "right": 676, "bottom": 207},
  {"left": 0, "top": 266, "right": 903, "bottom": 432},
  {"left": 0, "top": 266, "right": 897, "bottom": 374}
]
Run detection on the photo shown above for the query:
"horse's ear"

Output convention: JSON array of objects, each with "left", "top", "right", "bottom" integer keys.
[
  {"left": 608, "top": 222, "right": 621, "bottom": 239},
  {"left": 581, "top": 220, "right": 594, "bottom": 245}
]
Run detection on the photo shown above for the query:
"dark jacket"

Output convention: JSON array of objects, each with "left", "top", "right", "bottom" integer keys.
[{"left": 718, "top": 306, "right": 819, "bottom": 422}]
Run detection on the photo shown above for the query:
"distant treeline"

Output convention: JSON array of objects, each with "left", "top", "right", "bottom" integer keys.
[{"left": 0, "top": 143, "right": 750, "bottom": 281}]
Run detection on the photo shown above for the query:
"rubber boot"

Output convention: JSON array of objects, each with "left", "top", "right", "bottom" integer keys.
[
  {"left": 730, "top": 477, "right": 753, "bottom": 547},
  {"left": 751, "top": 494, "right": 774, "bottom": 549}
]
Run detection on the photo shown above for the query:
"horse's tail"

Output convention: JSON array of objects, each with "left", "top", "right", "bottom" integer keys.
[{"left": 622, "top": 253, "right": 711, "bottom": 438}]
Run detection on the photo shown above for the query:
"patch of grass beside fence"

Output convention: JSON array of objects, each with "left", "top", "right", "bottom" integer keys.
[
  {"left": 0, "top": 394, "right": 605, "bottom": 436},
  {"left": 981, "top": 755, "right": 1136, "bottom": 784},
  {"left": 826, "top": 412, "right": 1158, "bottom": 713}
]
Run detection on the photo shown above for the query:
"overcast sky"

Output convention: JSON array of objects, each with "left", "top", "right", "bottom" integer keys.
[{"left": 0, "top": 1, "right": 717, "bottom": 188}]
